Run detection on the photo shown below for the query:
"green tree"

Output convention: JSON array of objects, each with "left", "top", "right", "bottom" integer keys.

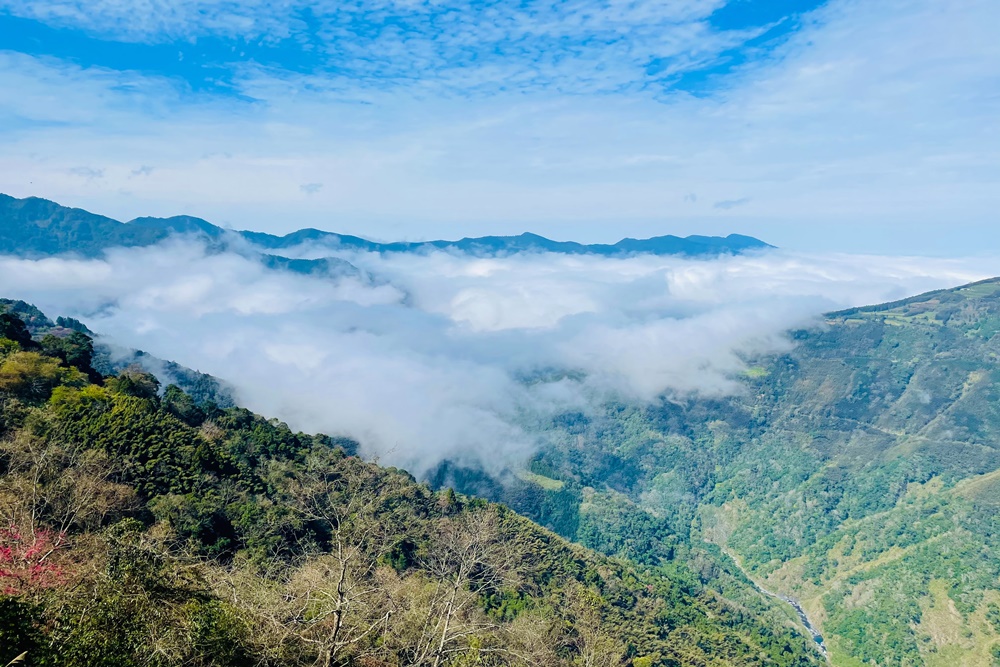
[
  {"left": 0, "top": 313, "right": 35, "bottom": 350},
  {"left": 39, "top": 331, "right": 99, "bottom": 381},
  {"left": 0, "top": 351, "right": 86, "bottom": 402}
]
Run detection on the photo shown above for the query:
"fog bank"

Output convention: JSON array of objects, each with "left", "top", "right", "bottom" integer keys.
[{"left": 1, "top": 241, "right": 994, "bottom": 474}]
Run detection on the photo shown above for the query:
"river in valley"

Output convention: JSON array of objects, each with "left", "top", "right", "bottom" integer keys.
[{"left": 722, "top": 549, "right": 829, "bottom": 662}]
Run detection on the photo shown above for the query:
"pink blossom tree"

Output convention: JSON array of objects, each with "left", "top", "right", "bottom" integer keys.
[{"left": 0, "top": 526, "right": 65, "bottom": 595}]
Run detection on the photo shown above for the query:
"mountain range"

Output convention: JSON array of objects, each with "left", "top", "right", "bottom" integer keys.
[{"left": 0, "top": 193, "right": 772, "bottom": 260}]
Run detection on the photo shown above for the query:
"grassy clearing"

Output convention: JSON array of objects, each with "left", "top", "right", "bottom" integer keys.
[{"left": 516, "top": 470, "right": 566, "bottom": 491}]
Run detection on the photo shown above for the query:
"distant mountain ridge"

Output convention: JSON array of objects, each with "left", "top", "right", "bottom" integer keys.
[
  {"left": 0, "top": 194, "right": 773, "bottom": 259},
  {"left": 243, "top": 228, "right": 771, "bottom": 257}
]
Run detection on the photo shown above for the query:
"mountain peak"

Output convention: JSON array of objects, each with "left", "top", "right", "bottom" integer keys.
[{"left": 128, "top": 214, "right": 223, "bottom": 237}]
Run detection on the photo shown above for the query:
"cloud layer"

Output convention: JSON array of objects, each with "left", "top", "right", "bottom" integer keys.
[{"left": 1, "top": 240, "right": 994, "bottom": 474}]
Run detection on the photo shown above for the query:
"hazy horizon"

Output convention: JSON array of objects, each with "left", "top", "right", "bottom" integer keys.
[{"left": 6, "top": 191, "right": 1000, "bottom": 260}]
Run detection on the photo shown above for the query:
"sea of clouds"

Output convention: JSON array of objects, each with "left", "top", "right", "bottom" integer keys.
[{"left": 1, "top": 239, "right": 995, "bottom": 475}]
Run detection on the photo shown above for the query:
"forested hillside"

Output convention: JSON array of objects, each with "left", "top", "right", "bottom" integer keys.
[
  {"left": 472, "top": 277, "right": 1000, "bottom": 667},
  {"left": 0, "top": 302, "right": 821, "bottom": 666}
]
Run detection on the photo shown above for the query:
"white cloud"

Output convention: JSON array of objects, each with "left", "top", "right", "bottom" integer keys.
[
  {"left": 0, "top": 0, "right": 282, "bottom": 42},
  {"left": 0, "top": 0, "right": 730, "bottom": 46},
  {"left": 0, "top": 0, "right": 746, "bottom": 95},
  {"left": 0, "top": 240, "right": 994, "bottom": 475}
]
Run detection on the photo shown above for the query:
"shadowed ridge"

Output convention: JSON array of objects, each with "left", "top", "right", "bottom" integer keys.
[{"left": 0, "top": 194, "right": 165, "bottom": 256}]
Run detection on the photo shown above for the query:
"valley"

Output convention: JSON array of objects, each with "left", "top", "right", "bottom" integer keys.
[
  {"left": 722, "top": 549, "right": 829, "bottom": 662},
  {"left": 0, "top": 299, "right": 824, "bottom": 666}
]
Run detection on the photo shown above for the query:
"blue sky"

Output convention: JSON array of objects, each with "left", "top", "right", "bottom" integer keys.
[{"left": 0, "top": 0, "right": 997, "bottom": 254}]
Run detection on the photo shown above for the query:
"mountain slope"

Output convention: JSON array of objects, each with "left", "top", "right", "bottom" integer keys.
[
  {"left": 0, "top": 194, "right": 772, "bottom": 258},
  {"left": 461, "top": 277, "right": 1000, "bottom": 667},
  {"left": 0, "top": 302, "right": 821, "bottom": 667},
  {"left": 1, "top": 297, "right": 236, "bottom": 406}
]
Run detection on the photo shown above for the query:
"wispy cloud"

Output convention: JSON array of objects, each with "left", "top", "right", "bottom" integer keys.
[
  {"left": 0, "top": 0, "right": 758, "bottom": 96},
  {"left": 67, "top": 166, "right": 104, "bottom": 180},
  {"left": 713, "top": 197, "right": 750, "bottom": 210}
]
